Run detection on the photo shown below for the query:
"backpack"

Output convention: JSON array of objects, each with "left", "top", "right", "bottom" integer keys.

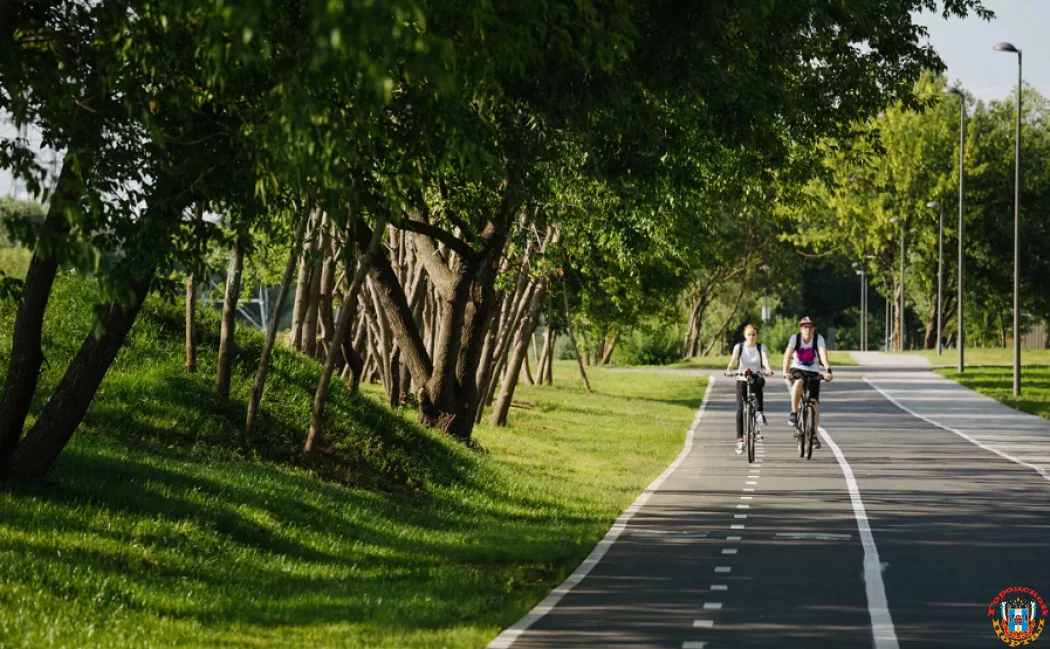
[{"left": 792, "top": 333, "right": 817, "bottom": 365}]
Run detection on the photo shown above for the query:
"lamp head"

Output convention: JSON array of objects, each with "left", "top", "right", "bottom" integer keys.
[
  {"left": 889, "top": 217, "right": 901, "bottom": 225},
  {"left": 993, "top": 42, "right": 1019, "bottom": 53},
  {"left": 926, "top": 201, "right": 941, "bottom": 209}
]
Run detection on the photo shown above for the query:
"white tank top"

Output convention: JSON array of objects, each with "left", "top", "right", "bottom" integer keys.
[{"left": 733, "top": 343, "right": 764, "bottom": 380}]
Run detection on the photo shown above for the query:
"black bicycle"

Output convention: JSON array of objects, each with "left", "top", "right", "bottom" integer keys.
[
  {"left": 793, "top": 373, "right": 825, "bottom": 460},
  {"left": 727, "top": 370, "right": 769, "bottom": 464}
]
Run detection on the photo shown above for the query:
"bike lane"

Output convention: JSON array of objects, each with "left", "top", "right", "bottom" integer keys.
[
  {"left": 493, "top": 373, "right": 876, "bottom": 649},
  {"left": 818, "top": 369, "right": 1050, "bottom": 648}
]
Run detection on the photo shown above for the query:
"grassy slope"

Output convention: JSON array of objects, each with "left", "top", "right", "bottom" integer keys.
[
  {"left": 0, "top": 269, "right": 704, "bottom": 648},
  {"left": 934, "top": 366, "right": 1050, "bottom": 421}
]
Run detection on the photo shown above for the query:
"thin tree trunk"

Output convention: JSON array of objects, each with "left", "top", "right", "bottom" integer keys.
[
  {"left": 490, "top": 273, "right": 552, "bottom": 426},
  {"left": 561, "top": 276, "right": 592, "bottom": 393},
  {"left": 524, "top": 348, "right": 535, "bottom": 385},
  {"left": 2, "top": 272, "right": 152, "bottom": 480},
  {"left": 701, "top": 282, "right": 747, "bottom": 357},
  {"left": 185, "top": 204, "right": 203, "bottom": 373},
  {"left": 289, "top": 208, "right": 318, "bottom": 351},
  {"left": 245, "top": 204, "right": 309, "bottom": 439},
  {"left": 923, "top": 299, "right": 937, "bottom": 350},
  {"left": 303, "top": 214, "right": 327, "bottom": 359},
  {"left": 601, "top": 331, "right": 619, "bottom": 365},
  {"left": 0, "top": 160, "right": 76, "bottom": 460},
  {"left": 217, "top": 234, "right": 245, "bottom": 399}
]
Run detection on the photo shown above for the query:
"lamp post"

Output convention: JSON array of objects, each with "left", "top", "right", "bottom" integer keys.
[
  {"left": 852, "top": 262, "right": 869, "bottom": 351},
  {"left": 994, "top": 42, "right": 1022, "bottom": 396},
  {"left": 927, "top": 201, "right": 945, "bottom": 355},
  {"left": 889, "top": 217, "right": 905, "bottom": 351},
  {"left": 944, "top": 85, "right": 966, "bottom": 373}
]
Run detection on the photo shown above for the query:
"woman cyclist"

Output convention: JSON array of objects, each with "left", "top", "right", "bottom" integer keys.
[{"left": 725, "top": 324, "right": 773, "bottom": 455}]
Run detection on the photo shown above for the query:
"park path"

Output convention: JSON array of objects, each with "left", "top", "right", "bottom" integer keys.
[{"left": 488, "top": 363, "right": 1050, "bottom": 649}]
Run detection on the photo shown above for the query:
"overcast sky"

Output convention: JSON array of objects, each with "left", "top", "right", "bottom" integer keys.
[{"left": 4, "top": 1, "right": 1048, "bottom": 198}]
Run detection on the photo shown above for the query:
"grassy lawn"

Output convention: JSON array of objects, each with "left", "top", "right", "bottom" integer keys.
[
  {"left": 900, "top": 348, "right": 1050, "bottom": 366},
  {"left": 662, "top": 350, "right": 858, "bottom": 370},
  {"left": 934, "top": 366, "right": 1050, "bottom": 421},
  {"left": 0, "top": 268, "right": 704, "bottom": 648}
]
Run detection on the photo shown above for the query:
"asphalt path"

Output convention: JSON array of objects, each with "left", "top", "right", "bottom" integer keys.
[{"left": 488, "top": 367, "right": 1050, "bottom": 649}]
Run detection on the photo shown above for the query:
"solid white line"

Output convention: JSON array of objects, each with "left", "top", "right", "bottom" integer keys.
[
  {"left": 820, "top": 426, "right": 900, "bottom": 649},
  {"left": 864, "top": 377, "right": 1050, "bottom": 483},
  {"left": 703, "top": 602, "right": 723, "bottom": 610},
  {"left": 485, "top": 377, "right": 718, "bottom": 649},
  {"left": 714, "top": 566, "right": 731, "bottom": 573},
  {"left": 692, "top": 620, "right": 715, "bottom": 628}
]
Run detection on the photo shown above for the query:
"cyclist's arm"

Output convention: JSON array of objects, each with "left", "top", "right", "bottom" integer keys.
[
  {"left": 761, "top": 347, "right": 773, "bottom": 374},
  {"left": 818, "top": 345, "right": 832, "bottom": 375},
  {"left": 726, "top": 344, "right": 741, "bottom": 373},
  {"left": 782, "top": 346, "right": 794, "bottom": 377}
]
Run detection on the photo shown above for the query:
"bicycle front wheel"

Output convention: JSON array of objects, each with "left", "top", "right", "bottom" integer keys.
[
  {"left": 803, "top": 405, "right": 815, "bottom": 460},
  {"left": 746, "top": 406, "right": 756, "bottom": 463}
]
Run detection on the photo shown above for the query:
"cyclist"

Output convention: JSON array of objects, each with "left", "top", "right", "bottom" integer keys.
[
  {"left": 726, "top": 324, "right": 773, "bottom": 455},
  {"left": 783, "top": 316, "right": 833, "bottom": 449}
]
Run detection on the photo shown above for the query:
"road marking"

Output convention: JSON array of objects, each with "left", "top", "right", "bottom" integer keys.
[
  {"left": 865, "top": 377, "right": 1050, "bottom": 484},
  {"left": 711, "top": 585, "right": 728, "bottom": 591},
  {"left": 820, "top": 426, "right": 900, "bottom": 649},
  {"left": 775, "top": 532, "right": 851, "bottom": 541},
  {"left": 703, "top": 602, "right": 723, "bottom": 610},
  {"left": 740, "top": 496, "right": 753, "bottom": 500},
  {"left": 692, "top": 620, "right": 715, "bottom": 628},
  {"left": 747, "top": 475, "right": 759, "bottom": 479},
  {"left": 485, "top": 378, "right": 717, "bottom": 649},
  {"left": 746, "top": 480, "right": 758, "bottom": 484},
  {"left": 727, "top": 535, "right": 741, "bottom": 540},
  {"left": 743, "top": 488, "right": 755, "bottom": 492},
  {"left": 731, "top": 524, "right": 744, "bottom": 530},
  {"left": 734, "top": 514, "right": 747, "bottom": 519},
  {"left": 736, "top": 504, "right": 749, "bottom": 509},
  {"left": 714, "top": 566, "right": 731, "bottom": 573},
  {"left": 629, "top": 530, "right": 709, "bottom": 538},
  {"left": 683, "top": 643, "right": 707, "bottom": 649},
  {"left": 721, "top": 548, "right": 737, "bottom": 555}
]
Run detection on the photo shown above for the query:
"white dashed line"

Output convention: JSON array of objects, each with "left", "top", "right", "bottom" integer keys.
[
  {"left": 721, "top": 548, "right": 737, "bottom": 555},
  {"left": 744, "top": 488, "right": 755, "bottom": 492},
  {"left": 731, "top": 524, "right": 744, "bottom": 530},
  {"left": 692, "top": 620, "right": 715, "bottom": 628},
  {"left": 711, "top": 585, "right": 728, "bottom": 591},
  {"left": 746, "top": 480, "right": 758, "bottom": 484},
  {"left": 703, "top": 602, "right": 723, "bottom": 610},
  {"left": 727, "top": 535, "right": 741, "bottom": 540},
  {"left": 714, "top": 566, "right": 731, "bottom": 573},
  {"left": 736, "top": 505, "right": 750, "bottom": 509},
  {"left": 683, "top": 642, "right": 707, "bottom": 649},
  {"left": 734, "top": 514, "right": 747, "bottom": 519}
]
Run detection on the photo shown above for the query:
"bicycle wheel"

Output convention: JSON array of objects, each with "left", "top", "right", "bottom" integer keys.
[
  {"left": 803, "top": 405, "right": 815, "bottom": 460},
  {"left": 796, "top": 421, "right": 805, "bottom": 457},
  {"left": 746, "top": 404, "right": 756, "bottom": 463}
]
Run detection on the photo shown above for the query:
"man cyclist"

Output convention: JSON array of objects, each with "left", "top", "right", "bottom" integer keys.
[{"left": 783, "top": 317, "right": 833, "bottom": 449}]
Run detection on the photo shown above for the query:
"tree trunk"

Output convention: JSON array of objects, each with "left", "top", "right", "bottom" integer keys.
[
  {"left": 685, "top": 299, "right": 704, "bottom": 358},
  {"left": 185, "top": 204, "right": 202, "bottom": 373},
  {"left": 544, "top": 331, "right": 556, "bottom": 384},
  {"left": 923, "top": 299, "right": 937, "bottom": 350},
  {"left": 245, "top": 203, "right": 310, "bottom": 439},
  {"left": 303, "top": 214, "right": 327, "bottom": 359},
  {"left": 289, "top": 208, "right": 318, "bottom": 351},
  {"left": 2, "top": 273, "right": 152, "bottom": 480},
  {"left": 303, "top": 214, "right": 385, "bottom": 453},
  {"left": 0, "top": 160, "right": 76, "bottom": 461},
  {"left": 701, "top": 282, "right": 747, "bottom": 357},
  {"left": 601, "top": 331, "right": 619, "bottom": 365},
  {"left": 216, "top": 234, "right": 245, "bottom": 400},
  {"left": 490, "top": 273, "right": 552, "bottom": 426},
  {"left": 524, "top": 348, "right": 535, "bottom": 385},
  {"left": 561, "top": 277, "right": 592, "bottom": 393}
]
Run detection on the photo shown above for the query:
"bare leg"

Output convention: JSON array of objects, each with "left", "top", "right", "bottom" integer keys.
[{"left": 814, "top": 401, "right": 821, "bottom": 430}]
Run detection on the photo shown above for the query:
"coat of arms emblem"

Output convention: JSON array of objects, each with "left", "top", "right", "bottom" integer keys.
[{"left": 989, "top": 587, "right": 1047, "bottom": 645}]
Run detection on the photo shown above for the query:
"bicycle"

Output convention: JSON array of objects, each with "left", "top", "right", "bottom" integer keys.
[
  {"left": 792, "top": 373, "right": 825, "bottom": 460},
  {"left": 726, "top": 370, "right": 770, "bottom": 464}
]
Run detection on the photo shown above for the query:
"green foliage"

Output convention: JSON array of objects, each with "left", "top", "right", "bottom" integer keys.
[{"left": 620, "top": 327, "right": 683, "bottom": 366}]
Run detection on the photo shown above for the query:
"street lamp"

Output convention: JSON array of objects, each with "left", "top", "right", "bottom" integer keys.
[
  {"left": 927, "top": 201, "right": 945, "bottom": 355},
  {"left": 944, "top": 85, "right": 966, "bottom": 373},
  {"left": 994, "top": 42, "right": 1022, "bottom": 396},
  {"left": 889, "top": 216, "right": 905, "bottom": 351}
]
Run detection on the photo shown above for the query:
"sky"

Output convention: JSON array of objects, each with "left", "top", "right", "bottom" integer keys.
[{"left": 3, "top": 0, "right": 1049, "bottom": 198}]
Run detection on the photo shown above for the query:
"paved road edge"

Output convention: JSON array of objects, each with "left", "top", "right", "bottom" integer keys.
[{"left": 485, "top": 376, "right": 718, "bottom": 649}]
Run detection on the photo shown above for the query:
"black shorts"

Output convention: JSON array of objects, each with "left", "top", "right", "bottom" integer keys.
[{"left": 790, "top": 369, "right": 821, "bottom": 402}]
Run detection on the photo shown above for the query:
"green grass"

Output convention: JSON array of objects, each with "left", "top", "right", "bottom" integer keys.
[
  {"left": 899, "top": 348, "right": 1050, "bottom": 366},
  {"left": 0, "top": 265, "right": 704, "bottom": 648},
  {"left": 934, "top": 366, "right": 1050, "bottom": 421},
  {"left": 659, "top": 350, "right": 858, "bottom": 370}
]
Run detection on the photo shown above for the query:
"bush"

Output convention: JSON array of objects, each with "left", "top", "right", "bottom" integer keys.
[{"left": 621, "top": 328, "right": 682, "bottom": 366}]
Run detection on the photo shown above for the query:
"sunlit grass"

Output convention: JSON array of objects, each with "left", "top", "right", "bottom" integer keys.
[{"left": 934, "top": 365, "right": 1050, "bottom": 421}]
